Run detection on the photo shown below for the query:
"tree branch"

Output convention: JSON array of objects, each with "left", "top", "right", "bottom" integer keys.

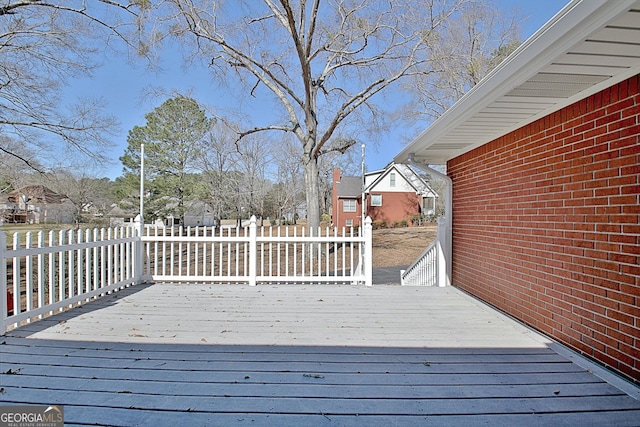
[
  {"left": 235, "top": 124, "right": 296, "bottom": 149},
  {"left": 0, "top": 145, "right": 43, "bottom": 172}
]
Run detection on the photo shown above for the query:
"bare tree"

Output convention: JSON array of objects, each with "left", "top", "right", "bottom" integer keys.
[
  {"left": 408, "top": 1, "right": 521, "bottom": 119},
  {"left": 34, "top": 164, "right": 114, "bottom": 227},
  {"left": 0, "top": 137, "right": 42, "bottom": 191},
  {"left": 270, "top": 135, "right": 304, "bottom": 224},
  {"left": 236, "top": 134, "right": 272, "bottom": 224},
  {"left": 152, "top": 0, "right": 493, "bottom": 231},
  {"left": 0, "top": 1, "right": 149, "bottom": 168},
  {"left": 197, "top": 121, "right": 241, "bottom": 227}
]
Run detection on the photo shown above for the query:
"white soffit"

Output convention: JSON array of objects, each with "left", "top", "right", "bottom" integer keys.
[{"left": 395, "top": 0, "right": 640, "bottom": 166}]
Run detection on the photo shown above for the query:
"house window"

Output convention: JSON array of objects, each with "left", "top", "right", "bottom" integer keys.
[
  {"left": 343, "top": 199, "right": 356, "bottom": 212},
  {"left": 371, "top": 194, "right": 382, "bottom": 206},
  {"left": 345, "top": 219, "right": 353, "bottom": 227},
  {"left": 390, "top": 173, "right": 396, "bottom": 187},
  {"left": 423, "top": 197, "right": 434, "bottom": 213}
]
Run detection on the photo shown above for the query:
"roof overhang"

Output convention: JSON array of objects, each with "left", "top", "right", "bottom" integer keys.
[{"left": 394, "top": 0, "right": 640, "bottom": 166}]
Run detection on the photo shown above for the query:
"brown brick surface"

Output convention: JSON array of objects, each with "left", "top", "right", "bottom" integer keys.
[{"left": 448, "top": 74, "right": 640, "bottom": 383}]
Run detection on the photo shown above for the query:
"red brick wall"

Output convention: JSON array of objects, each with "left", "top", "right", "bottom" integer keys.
[
  {"left": 367, "top": 192, "right": 422, "bottom": 226},
  {"left": 447, "top": 74, "right": 640, "bottom": 382},
  {"left": 334, "top": 199, "right": 363, "bottom": 229}
]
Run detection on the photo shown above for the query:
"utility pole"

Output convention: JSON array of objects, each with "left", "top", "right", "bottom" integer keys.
[
  {"left": 361, "top": 144, "right": 366, "bottom": 226},
  {"left": 135, "top": 143, "right": 145, "bottom": 283},
  {"left": 139, "top": 143, "right": 145, "bottom": 229}
]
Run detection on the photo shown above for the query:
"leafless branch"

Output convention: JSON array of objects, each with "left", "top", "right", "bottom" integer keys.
[{"left": 0, "top": 145, "right": 43, "bottom": 172}]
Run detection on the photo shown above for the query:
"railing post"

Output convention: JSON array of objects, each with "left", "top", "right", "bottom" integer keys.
[
  {"left": 133, "top": 214, "right": 144, "bottom": 284},
  {"left": 437, "top": 217, "right": 447, "bottom": 287},
  {"left": 1, "top": 231, "right": 7, "bottom": 334},
  {"left": 364, "top": 216, "right": 373, "bottom": 287},
  {"left": 249, "top": 215, "right": 257, "bottom": 286}
]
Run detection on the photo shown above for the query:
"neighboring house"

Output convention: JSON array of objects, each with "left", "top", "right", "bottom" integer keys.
[
  {"left": 109, "top": 198, "right": 216, "bottom": 228},
  {"left": 1, "top": 185, "right": 73, "bottom": 224},
  {"left": 395, "top": 0, "right": 640, "bottom": 383},
  {"left": 107, "top": 204, "right": 138, "bottom": 227},
  {"left": 281, "top": 201, "right": 307, "bottom": 223},
  {"left": 82, "top": 202, "right": 107, "bottom": 218},
  {"left": 165, "top": 199, "right": 216, "bottom": 227},
  {"left": 332, "top": 163, "right": 437, "bottom": 229},
  {"left": 332, "top": 170, "right": 363, "bottom": 229}
]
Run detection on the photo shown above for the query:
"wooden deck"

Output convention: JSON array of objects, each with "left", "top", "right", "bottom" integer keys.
[{"left": 2, "top": 283, "right": 639, "bottom": 426}]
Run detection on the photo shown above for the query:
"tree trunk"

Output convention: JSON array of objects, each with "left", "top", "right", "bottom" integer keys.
[{"left": 303, "top": 152, "right": 321, "bottom": 235}]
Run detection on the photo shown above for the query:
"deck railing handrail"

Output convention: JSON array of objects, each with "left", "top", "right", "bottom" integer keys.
[{"left": 2, "top": 216, "right": 372, "bottom": 333}]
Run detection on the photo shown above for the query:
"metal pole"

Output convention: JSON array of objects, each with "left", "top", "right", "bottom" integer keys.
[
  {"left": 361, "top": 144, "right": 366, "bottom": 225},
  {"left": 139, "top": 143, "right": 145, "bottom": 229},
  {"left": 136, "top": 144, "right": 145, "bottom": 283}
]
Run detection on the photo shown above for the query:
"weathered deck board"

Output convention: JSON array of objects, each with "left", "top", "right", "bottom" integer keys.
[
  {"left": 2, "top": 283, "right": 639, "bottom": 426},
  {"left": 8, "top": 283, "right": 554, "bottom": 347},
  {"left": 54, "top": 410, "right": 640, "bottom": 427},
  {"left": 4, "top": 388, "right": 640, "bottom": 415},
  {"left": 2, "top": 374, "right": 621, "bottom": 399}
]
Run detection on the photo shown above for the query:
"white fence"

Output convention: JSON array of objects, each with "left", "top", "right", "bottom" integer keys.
[
  {"left": 1, "top": 226, "right": 140, "bottom": 332},
  {"left": 142, "top": 218, "right": 372, "bottom": 286},
  {"left": 400, "top": 217, "right": 447, "bottom": 287},
  {"left": 2, "top": 217, "right": 372, "bottom": 332}
]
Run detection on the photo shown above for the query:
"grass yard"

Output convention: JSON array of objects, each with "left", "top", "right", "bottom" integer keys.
[{"left": 372, "top": 225, "right": 437, "bottom": 267}]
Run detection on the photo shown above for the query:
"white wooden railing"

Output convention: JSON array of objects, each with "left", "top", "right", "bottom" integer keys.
[
  {"left": 400, "top": 217, "right": 447, "bottom": 287},
  {"left": 141, "top": 216, "right": 372, "bottom": 286},
  {"left": 1, "top": 226, "right": 140, "bottom": 332},
  {"left": 2, "top": 216, "right": 372, "bottom": 332}
]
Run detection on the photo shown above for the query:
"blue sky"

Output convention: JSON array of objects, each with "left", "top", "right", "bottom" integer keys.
[{"left": 66, "top": 0, "right": 569, "bottom": 180}]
